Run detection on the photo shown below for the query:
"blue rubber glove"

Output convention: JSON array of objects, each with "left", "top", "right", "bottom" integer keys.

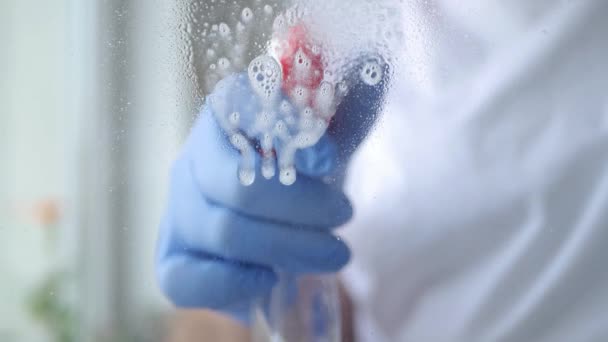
[{"left": 156, "top": 58, "right": 388, "bottom": 322}]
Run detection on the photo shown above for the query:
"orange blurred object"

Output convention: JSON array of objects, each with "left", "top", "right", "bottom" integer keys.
[{"left": 11, "top": 198, "right": 62, "bottom": 226}]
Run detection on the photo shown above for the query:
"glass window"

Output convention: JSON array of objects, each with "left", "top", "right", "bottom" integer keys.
[{"left": 3, "top": 1, "right": 608, "bottom": 342}]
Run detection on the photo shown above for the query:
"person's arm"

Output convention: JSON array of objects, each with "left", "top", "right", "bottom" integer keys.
[
  {"left": 340, "top": 281, "right": 356, "bottom": 342},
  {"left": 166, "top": 310, "right": 250, "bottom": 342}
]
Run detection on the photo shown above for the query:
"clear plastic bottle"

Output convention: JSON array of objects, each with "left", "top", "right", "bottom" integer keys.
[{"left": 252, "top": 274, "right": 342, "bottom": 342}]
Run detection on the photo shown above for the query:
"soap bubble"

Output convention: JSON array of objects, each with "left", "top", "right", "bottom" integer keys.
[
  {"left": 218, "top": 57, "right": 231, "bottom": 70},
  {"left": 314, "top": 81, "right": 336, "bottom": 118},
  {"left": 291, "top": 0, "right": 402, "bottom": 83},
  {"left": 285, "top": 8, "right": 298, "bottom": 26},
  {"left": 218, "top": 22, "right": 231, "bottom": 38},
  {"left": 264, "top": 5, "right": 274, "bottom": 16},
  {"left": 230, "top": 133, "right": 248, "bottom": 150},
  {"left": 239, "top": 168, "right": 256, "bottom": 186},
  {"left": 290, "top": 86, "right": 311, "bottom": 109},
  {"left": 229, "top": 133, "right": 257, "bottom": 187},
  {"left": 273, "top": 14, "right": 287, "bottom": 32},
  {"left": 360, "top": 61, "right": 383, "bottom": 86},
  {"left": 304, "top": 107, "right": 315, "bottom": 116},
  {"left": 280, "top": 100, "right": 294, "bottom": 114},
  {"left": 241, "top": 7, "right": 254, "bottom": 23},
  {"left": 292, "top": 48, "right": 313, "bottom": 82},
  {"left": 274, "top": 120, "right": 289, "bottom": 138},
  {"left": 255, "top": 111, "right": 276, "bottom": 131},
  {"left": 229, "top": 111, "right": 240, "bottom": 127},
  {"left": 262, "top": 158, "right": 276, "bottom": 179},
  {"left": 337, "top": 81, "right": 348, "bottom": 94},
  {"left": 279, "top": 166, "right": 297, "bottom": 186},
  {"left": 194, "top": 1, "right": 400, "bottom": 186},
  {"left": 261, "top": 132, "right": 273, "bottom": 151},
  {"left": 248, "top": 55, "right": 282, "bottom": 102}
]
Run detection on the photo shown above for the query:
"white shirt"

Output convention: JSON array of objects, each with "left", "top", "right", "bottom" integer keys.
[{"left": 343, "top": 1, "right": 608, "bottom": 341}]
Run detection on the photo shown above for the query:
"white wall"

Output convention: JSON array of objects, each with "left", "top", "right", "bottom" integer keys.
[{"left": 0, "top": 1, "right": 69, "bottom": 341}]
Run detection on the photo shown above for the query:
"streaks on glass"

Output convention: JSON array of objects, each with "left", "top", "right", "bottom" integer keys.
[
  {"left": 213, "top": 54, "right": 336, "bottom": 186},
  {"left": 183, "top": 0, "right": 400, "bottom": 186},
  {"left": 179, "top": 0, "right": 284, "bottom": 94}
]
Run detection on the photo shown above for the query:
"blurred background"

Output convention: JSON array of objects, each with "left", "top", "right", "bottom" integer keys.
[
  {"left": 0, "top": 0, "right": 280, "bottom": 341},
  {"left": 0, "top": 0, "right": 606, "bottom": 342},
  {"left": 4, "top": 1, "right": 606, "bottom": 341}
]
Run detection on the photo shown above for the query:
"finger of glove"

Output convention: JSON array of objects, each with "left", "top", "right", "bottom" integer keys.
[
  {"left": 156, "top": 217, "right": 277, "bottom": 314},
  {"left": 168, "top": 157, "right": 351, "bottom": 273},
  {"left": 185, "top": 110, "right": 353, "bottom": 228}
]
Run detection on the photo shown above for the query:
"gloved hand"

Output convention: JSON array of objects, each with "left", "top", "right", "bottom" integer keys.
[{"left": 156, "top": 59, "right": 388, "bottom": 322}]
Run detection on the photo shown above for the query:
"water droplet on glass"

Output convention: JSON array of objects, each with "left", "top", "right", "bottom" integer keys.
[
  {"left": 241, "top": 7, "right": 254, "bottom": 23},
  {"left": 248, "top": 55, "right": 282, "bottom": 102},
  {"left": 264, "top": 5, "right": 274, "bottom": 16},
  {"left": 218, "top": 57, "right": 231, "bottom": 70},
  {"left": 262, "top": 159, "right": 276, "bottom": 179},
  {"left": 273, "top": 14, "right": 286, "bottom": 32},
  {"left": 197, "top": 2, "right": 399, "bottom": 187},
  {"left": 229, "top": 112, "right": 240, "bottom": 127},
  {"left": 280, "top": 166, "right": 297, "bottom": 186},
  {"left": 239, "top": 168, "right": 256, "bottom": 186},
  {"left": 218, "top": 22, "right": 231, "bottom": 38}
]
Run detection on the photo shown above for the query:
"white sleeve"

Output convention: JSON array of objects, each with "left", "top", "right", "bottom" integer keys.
[{"left": 342, "top": 1, "right": 608, "bottom": 341}]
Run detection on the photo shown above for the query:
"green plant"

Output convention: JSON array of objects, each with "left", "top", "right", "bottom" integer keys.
[{"left": 26, "top": 271, "right": 77, "bottom": 342}]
